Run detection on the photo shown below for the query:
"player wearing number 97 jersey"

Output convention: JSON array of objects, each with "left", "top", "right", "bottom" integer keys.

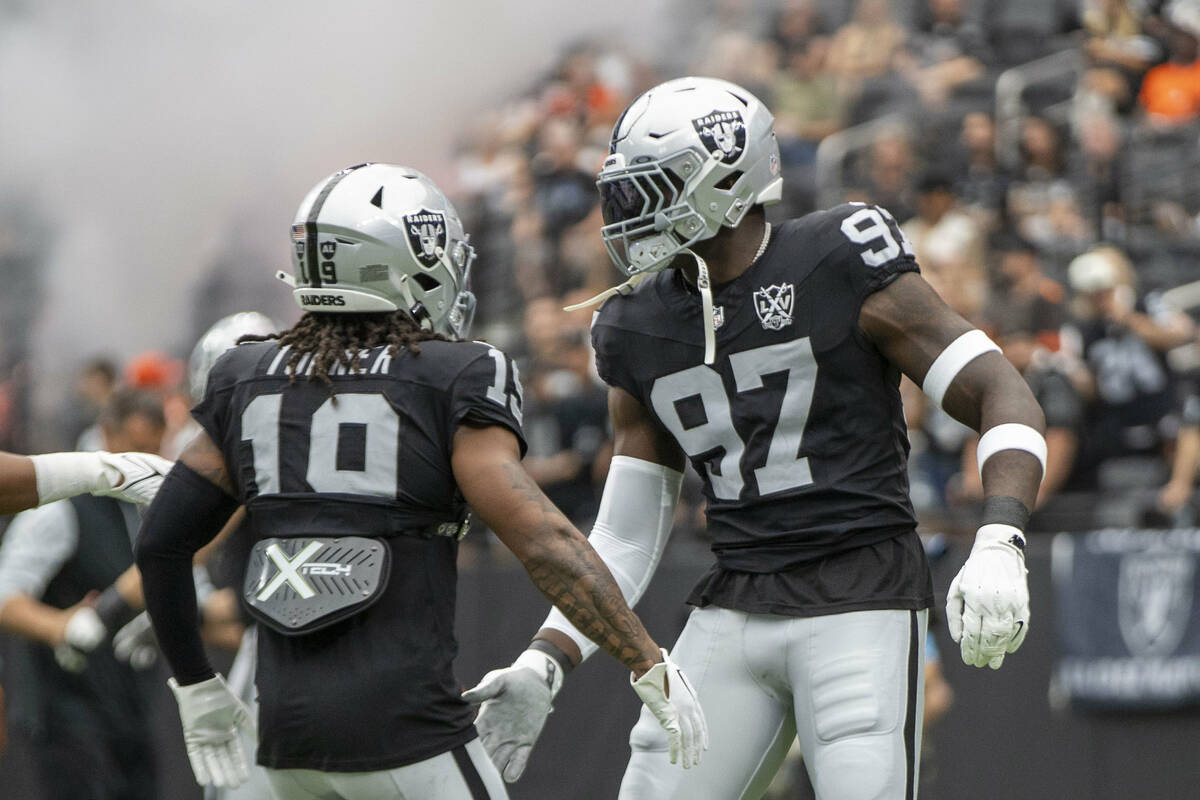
[
  {"left": 135, "top": 164, "right": 707, "bottom": 800},
  {"left": 466, "top": 78, "right": 1046, "bottom": 800}
]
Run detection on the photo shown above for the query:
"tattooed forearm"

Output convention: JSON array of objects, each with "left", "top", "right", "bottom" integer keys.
[{"left": 499, "top": 461, "right": 659, "bottom": 675}]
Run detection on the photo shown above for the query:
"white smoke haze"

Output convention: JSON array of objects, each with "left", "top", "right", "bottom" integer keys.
[{"left": 0, "top": 0, "right": 666, "bottom": 432}]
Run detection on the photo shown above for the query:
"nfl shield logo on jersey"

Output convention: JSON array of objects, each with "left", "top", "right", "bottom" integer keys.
[
  {"left": 404, "top": 209, "right": 447, "bottom": 268},
  {"left": 691, "top": 109, "right": 746, "bottom": 165},
  {"left": 712, "top": 305, "right": 725, "bottom": 330},
  {"left": 753, "top": 283, "right": 794, "bottom": 331}
]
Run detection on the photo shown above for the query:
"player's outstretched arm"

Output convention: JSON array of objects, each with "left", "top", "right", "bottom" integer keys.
[
  {"left": 462, "top": 390, "right": 686, "bottom": 781},
  {"left": 0, "top": 449, "right": 172, "bottom": 515},
  {"left": 134, "top": 431, "right": 252, "bottom": 790},
  {"left": 453, "top": 423, "right": 706, "bottom": 770},
  {"left": 862, "top": 272, "right": 1046, "bottom": 670}
]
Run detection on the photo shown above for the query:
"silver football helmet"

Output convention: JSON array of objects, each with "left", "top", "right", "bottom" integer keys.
[
  {"left": 597, "top": 76, "right": 782, "bottom": 276},
  {"left": 189, "top": 312, "right": 278, "bottom": 399},
  {"left": 280, "top": 163, "right": 477, "bottom": 338}
]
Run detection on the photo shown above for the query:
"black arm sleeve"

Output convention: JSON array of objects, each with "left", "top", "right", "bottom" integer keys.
[{"left": 135, "top": 463, "right": 238, "bottom": 685}]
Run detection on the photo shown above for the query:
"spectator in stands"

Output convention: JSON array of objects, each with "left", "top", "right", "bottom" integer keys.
[
  {"left": 769, "top": 0, "right": 829, "bottom": 59},
  {"left": 826, "top": 0, "right": 916, "bottom": 123},
  {"left": 953, "top": 110, "right": 1009, "bottom": 227},
  {"left": 854, "top": 125, "right": 918, "bottom": 220},
  {"left": 69, "top": 357, "right": 118, "bottom": 451},
  {"left": 520, "top": 305, "right": 609, "bottom": 524},
  {"left": 981, "top": 0, "right": 1081, "bottom": 67},
  {"left": 1009, "top": 115, "right": 1093, "bottom": 259},
  {"left": 1081, "top": 0, "right": 1160, "bottom": 106},
  {"left": 530, "top": 118, "right": 597, "bottom": 296},
  {"left": 1158, "top": 386, "right": 1200, "bottom": 517},
  {"left": 988, "top": 232, "right": 1067, "bottom": 349},
  {"left": 1138, "top": 23, "right": 1200, "bottom": 125},
  {"left": 0, "top": 389, "right": 165, "bottom": 800},
  {"left": 1073, "top": 109, "right": 1128, "bottom": 239},
  {"left": 772, "top": 36, "right": 843, "bottom": 165},
  {"left": 1061, "top": 246, "right": 1196, "bottom": 498},
  {"left": 905, "top": 0, "right": 992, "bottom": 109},
  {"left": 902, "top": 173, "right": 987, "bottom": 319}
]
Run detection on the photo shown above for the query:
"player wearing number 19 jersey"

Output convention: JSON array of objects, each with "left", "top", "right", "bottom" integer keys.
[
  {"left": 135, "top": 164, "right": 707, "bottom": 800},
  {"left": 466, "top": 78, "right": 1047, "bottom": 799}
]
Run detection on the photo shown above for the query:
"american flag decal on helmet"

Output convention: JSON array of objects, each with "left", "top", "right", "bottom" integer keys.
[{"left": 291, "top": 223, "right": 306, "bottom": 241}]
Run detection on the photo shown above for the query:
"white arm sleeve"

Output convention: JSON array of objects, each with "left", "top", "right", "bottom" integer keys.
[{"left": 540, "top": 455, "right": 682, "bottom": 662}]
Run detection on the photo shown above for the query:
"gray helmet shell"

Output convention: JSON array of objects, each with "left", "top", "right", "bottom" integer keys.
[
  {"left": 189, "top": 311, "right": 278, "bottom": 399},
  {"left": 285, "top": 163, "right": 477, "bottom": 338},
  {"left": 597, "top": 77, "right": 782, "bottom": 276}
]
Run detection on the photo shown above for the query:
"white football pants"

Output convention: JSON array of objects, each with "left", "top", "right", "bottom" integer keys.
[
  {"left": 263, "top": 739, "right": 508, "bottom": 800},
  {"left": 620, "top": 606, "right": 927, "bottom": 800}
]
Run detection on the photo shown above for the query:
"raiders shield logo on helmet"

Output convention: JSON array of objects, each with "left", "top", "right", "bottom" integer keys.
[
  {"left": 691, "top": 109, "right": 747, "bottom": 165},
  {"left": 404, "top": 209, "right": 447, "bottom": 268},
  {"left": 319, "top": 240, "right": 337, "bottom": 260}
]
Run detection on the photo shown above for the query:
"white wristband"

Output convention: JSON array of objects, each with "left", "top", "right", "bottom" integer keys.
[
  {"left": 922, "top": 330, "right": 1001, "bottom": 410},
  {"left": 977, "top": 423, "right": 1047, "bottom": 476},
  {"left": 30, "top": 452, "right": 117, "bottom": 505},
  {"left": 516, "top": 648, "right": 565, "bottom": 697}
]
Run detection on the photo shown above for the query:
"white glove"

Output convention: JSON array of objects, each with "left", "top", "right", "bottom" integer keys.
[
  {"left": 462, "top": 649, "right": 562, "bottom": 783},
  {"left": 93, "top": 452, "right": 174, "bottom": 506},
  {"left": 114, "top": 612, "right": 159, "bottom": 671},
  {"left": 63, "top": 606, "right": 107, "bottom": 652},
  {"left": 53, "top": 643, "right": 88, "bottom": 673},
  {"left": 631, "top": 649, "right": 708, "bottom": 768},
  {"left": 169, "top": 674, "right": 254, "bottom": 789},
  {"left": 946, "top": 524, "right": 1030, "bottom": 669}
]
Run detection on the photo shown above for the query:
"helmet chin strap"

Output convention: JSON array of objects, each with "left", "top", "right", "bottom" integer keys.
[
  {"left": 562, "top": 272, "right": 648, "bottom": 312},
  {"left": 686, "top": 249, "right": 717, "bottom": 365}
]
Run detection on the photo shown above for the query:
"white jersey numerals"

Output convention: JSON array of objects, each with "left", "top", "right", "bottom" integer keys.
[
  {"left": 484, "top": 347, "right": 524, "bottom": 424},
  {"left": 650, "top": 339, "right": 819, "bottom": 500},
  {"left": 840, "top": 206, "right": 913, "bottom": 268},
  {"left": 241, "top": 392, "right": 401, "bottom": 498}
]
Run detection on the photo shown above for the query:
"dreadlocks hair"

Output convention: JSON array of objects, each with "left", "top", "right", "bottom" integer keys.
[{"left": 238, "top": 311, "right": 450, "bottom": 386}]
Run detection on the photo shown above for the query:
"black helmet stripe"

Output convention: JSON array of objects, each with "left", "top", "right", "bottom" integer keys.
[{"left": 304, "top": 163, "right": 369, "bottom": 288}]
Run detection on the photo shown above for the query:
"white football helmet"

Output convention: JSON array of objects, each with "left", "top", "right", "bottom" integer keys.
[
  {"left": 280, "top": 163, "right": 477, "bottom": 338},
  {"left": 189, "top": 312, "right": 279, "bottom": 399},
  {"left": 597, "top": 76, "right": 782, "bottom": 276}
]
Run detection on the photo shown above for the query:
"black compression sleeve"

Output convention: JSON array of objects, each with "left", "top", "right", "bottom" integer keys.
[{"left": 134, "top": 463, "right": 238, "bottom": 685}]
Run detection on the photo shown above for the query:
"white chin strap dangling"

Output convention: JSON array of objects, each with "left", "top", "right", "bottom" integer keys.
[{"left": 687, "top": 249, "right": 717, "bottom": 366}]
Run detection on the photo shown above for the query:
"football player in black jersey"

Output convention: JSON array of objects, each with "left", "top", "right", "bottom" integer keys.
[
  {"left": 466, "top": 78, "right": 1046, "bottom": 799},
  {"left": 134, "top": 164, "right": 706, "bottom": 800}
]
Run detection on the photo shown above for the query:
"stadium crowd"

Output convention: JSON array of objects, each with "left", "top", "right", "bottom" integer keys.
[{"left": 1, "top": 0, "right": 1200, "bottom": 797}]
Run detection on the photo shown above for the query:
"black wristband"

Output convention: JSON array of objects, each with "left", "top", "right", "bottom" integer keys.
[
  {"left": 95, "top": 584, "right": 138, "bottom": 632},
  {"left": 529, "top": 638, "right": 575, "bottom": 675},
  {"left": 981, "top": 495, "right": 1031, "bottom": 533}
]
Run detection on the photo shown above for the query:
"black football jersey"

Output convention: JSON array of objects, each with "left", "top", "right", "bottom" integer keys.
[
  {"left": 192, "top": 337, "right": 525, "bottom": 771},
  {"left": 594, "top": 204, "right": 932, "bottom": 615}
]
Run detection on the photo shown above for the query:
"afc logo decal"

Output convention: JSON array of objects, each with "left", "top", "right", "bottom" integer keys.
[
  {"left": 753, "top": 283, "right": 794, "bottom": 331},
  {"left": 404, "top": 209, "right": 446, "bottom": 268},
  {"left": 691, "top": 109, "right": 746, "bottom": 165}
]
